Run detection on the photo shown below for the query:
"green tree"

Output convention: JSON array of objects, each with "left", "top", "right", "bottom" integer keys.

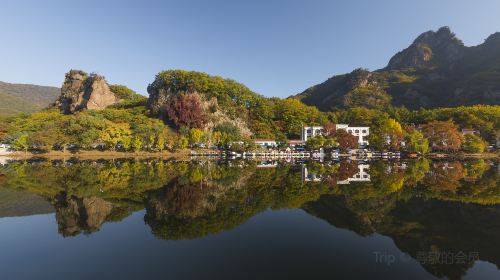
[
  {"left": 189, "top": 128, "right": 205, "bottom": 148},
  {"left": 405, "top": 129, "right": 429, "bottom": 154},
  {"left": 306, "top": 136, "right": 325, "bottom": 149},
  {"left": 462, "top": 134, "right": 487, "bottom": 153},
  {"left": 131, "top": 136, "right": 143, "bottom": 152},
  {"left": 12, "top": 134, "right": 29, "bottom": 154}
]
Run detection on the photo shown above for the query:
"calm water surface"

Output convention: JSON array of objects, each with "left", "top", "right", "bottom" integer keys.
[{"left": 0, "top": 159, "right": 499, "bottom": 280}]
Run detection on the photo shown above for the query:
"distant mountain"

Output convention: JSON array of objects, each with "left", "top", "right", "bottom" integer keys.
[
  {"left": 294, "top": 27, "right": 500, "bottom": 110},
  {"left": 0, "top": 188, "right": 54, "bottom": 218},
  {"left": 0, "top": 81, "right": 60, "bottom": 117}
]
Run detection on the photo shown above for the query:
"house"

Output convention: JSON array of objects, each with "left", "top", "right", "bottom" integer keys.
[
  {"left": 461, "top": 128, "right": 480, "bottom": 136},
  {"left": 254, "top": 139, "right": 278, "bottom": 148},
  {"left": 301, "top": 124, "right": 370, "bottom": 146},
  {"left": 287, "top": 140, "right": 306, "bottom": 148}
]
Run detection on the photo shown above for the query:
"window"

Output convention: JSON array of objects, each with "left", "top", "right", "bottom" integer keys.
[
  {"left": 362, "top": 130, "right": 367, "bottom": 133},
  {"left": 307, "top": 129, "right": 312, "bottom": 133},
  {"left": 348, "top": 130, "right": 352, "bottom": 133},
  {"left": 363, "top": 175, "right": 368, "bottom": 178},
  {"left": 355, "top": 130, "right": 359, "bottom": 133}
]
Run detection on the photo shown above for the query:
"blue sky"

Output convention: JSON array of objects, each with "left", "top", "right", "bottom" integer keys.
[{"left": 1, "top": 0, "right": 499, "bottom": 97}]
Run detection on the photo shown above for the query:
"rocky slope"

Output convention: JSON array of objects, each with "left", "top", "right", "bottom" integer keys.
[
  {"left": 147, "top": 70, "right": 255, "bottom": 136},
  {"left": 54, "top": 70, "right": 122, "bottom": 114},
  {"left": 294, "top": 27, "right": 500, "bottom": 110},
  {"left": 0, "top": 81, "right": 59, "bottom": 117}
]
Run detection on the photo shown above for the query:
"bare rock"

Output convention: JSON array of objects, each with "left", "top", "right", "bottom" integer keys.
[{"left": 55, "top": 70, "right": 121, "bottom": 114}]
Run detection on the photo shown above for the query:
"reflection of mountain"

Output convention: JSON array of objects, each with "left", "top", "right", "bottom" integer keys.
[
  {"left": 0, "top": 188, "right": 54, "bottom": 218},
  {"left": 304, "top": 195, "right": 500, "bottom": 280}
]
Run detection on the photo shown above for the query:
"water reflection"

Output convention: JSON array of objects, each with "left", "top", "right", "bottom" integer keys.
[{"left": 0, "top": 158, "right": 499, "bottom": 279}]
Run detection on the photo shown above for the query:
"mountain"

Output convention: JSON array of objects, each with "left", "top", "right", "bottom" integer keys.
[
  {"left": 0, "top": 81, "right": 60, "bottom": 117},
  {"left": 294, "top": 27, "right": 500, "bottom": 110}
]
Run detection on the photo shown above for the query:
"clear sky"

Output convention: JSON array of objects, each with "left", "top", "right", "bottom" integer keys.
[{"left": 1, "top": 0, "right": 500, "bottom": 98}]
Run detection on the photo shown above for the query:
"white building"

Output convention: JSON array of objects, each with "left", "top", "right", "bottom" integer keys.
[
  {"left": 336, "top": 124, "right": 370, "bottom": 146},
  {"left": 254, "top": 139, "right": 278, "bottom": 148},
  {"left": 301, "top": 126, "right": 325, "bottom": 141},
  {"left": 301, "top": 124, "right": 369, "bottom": 147}
]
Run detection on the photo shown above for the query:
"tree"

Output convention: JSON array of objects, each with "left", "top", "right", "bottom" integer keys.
[
  {"left": 176, "top": 136, "right": 189, "bottom": 150},
  {"left": 99, "top": 122, "right": 132, "bottom": 150},
  {"left": 369, "top": 118, "right": 404, "bottom": 151},
  {"left": 214, "top": 122, "right": 241, "bottom": 149},
  {"left": 306, "top": 136, "right": 325, "bottom": 150},
  {"left": 405, "top": 129, "right": 429, "bottom": 154},
  {"left": 332, "top": 129, "right": 358, "bottom": 152},
  {"left": 189, "top": 128, "right": 205, "bottom": 148},
  {"left": 421, "top": 120, "right": 462, "bottom": 152},
  {"left": 462, "top": 134, "right": 487, "bottom": 153},
  {"left": 12, "top": 134, "right": 29, "bottom": 155},
  {"left": 131, "top": 136, "right": 142, "bottom": 152},
  {"left": 164, "top": 92, "right": 207, "bottom": 129}
]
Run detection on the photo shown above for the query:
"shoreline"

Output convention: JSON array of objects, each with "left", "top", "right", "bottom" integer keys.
[{"left": 1, "top": 150, "right": 497, "bottom": 161}]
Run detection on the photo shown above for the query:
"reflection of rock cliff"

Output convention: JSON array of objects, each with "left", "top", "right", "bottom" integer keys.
[
  {"left": 54, "top": 70, "right": 121, "bottom": 114},
  {"left": 53, "top": 192, "right": 117, "bottom": 237},
  {"left": 304, "top": 195, "right": 500, "bottom": 280}
]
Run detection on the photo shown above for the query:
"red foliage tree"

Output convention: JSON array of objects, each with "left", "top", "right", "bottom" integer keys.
[
  {"left": 421, "top": 120, "right": 462, "bottom": 152},
  {"left": 332, "top": 129, "right": 358, "bottom": 152},
  {"left": 163, "top": 93, "right": 207, "bottom": 129}
]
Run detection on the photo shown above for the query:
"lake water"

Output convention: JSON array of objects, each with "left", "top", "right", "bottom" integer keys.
[{"left": 0, "top": 158, "right": 499, "bottom": 279}]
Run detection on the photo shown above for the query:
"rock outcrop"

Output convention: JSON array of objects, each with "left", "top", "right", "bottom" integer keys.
[
  {"left": 147, "top": 71, "right": 253, "bottom": 137},
  {"left": 386, "top": 26, "right": 465, "bottom": 70},
  {"left": 55, "top": 70, "right": 121, "bottom": 114}
]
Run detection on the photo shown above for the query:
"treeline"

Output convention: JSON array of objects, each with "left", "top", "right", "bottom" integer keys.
[{"left": 0, "top": 70, "right": 498, "bottom": 153}]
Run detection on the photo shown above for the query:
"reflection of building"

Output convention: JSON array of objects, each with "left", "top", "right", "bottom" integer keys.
[
  {"left": 302, "top": 164, "right": 371, "bottom": 184},
  {"left": 256, "top": 161, "right": 279, "bottom": 168},
  {"left": 302, "top": 166, "right": 323, "bottom": 182},
  {"left": 337, "top": 164, "right": 371, "bottom": 184},
  {"left": 301, "top": 125, "right": 369, "bottom": 146}
]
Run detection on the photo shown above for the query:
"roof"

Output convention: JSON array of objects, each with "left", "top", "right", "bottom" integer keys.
[
  {"left": 288, "top": 140, "right": 305, "bottom": 143},
  {"left": 254, "top": 139, "right": 276, "bottom": 142}
]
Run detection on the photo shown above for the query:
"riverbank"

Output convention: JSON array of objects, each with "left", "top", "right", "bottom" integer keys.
[
  {"left": 5, "top": 149, "right": 192, "bottom": 160},
  {"left": 1, "top": 149, "right": 497, "bottom": 161}
]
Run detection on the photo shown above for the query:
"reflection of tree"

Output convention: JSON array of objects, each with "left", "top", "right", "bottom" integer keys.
[
  {"left": 1, "top": 159, "right": 499, "bottom": 245},
  {"left": 422, "top": 161, "right": 464, "bottom": 192},
  {"left": 322, "top": 160, "right": 359, "bottom": 186}
]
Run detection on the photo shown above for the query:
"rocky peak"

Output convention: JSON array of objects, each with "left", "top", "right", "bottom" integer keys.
[
  {"left": 55, "top": 70, "right": 121, "bottom": 114},
  {"left": 386, "top": 27, "right": 465, "bottom": 70}
]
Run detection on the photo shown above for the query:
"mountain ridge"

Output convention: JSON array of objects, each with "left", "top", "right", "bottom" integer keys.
[
  {"left": 0, "top": 81, "right": 60, "bottom": 117},
  {"left": 294, "top": 26, "right": 500, "bottom": 110}
]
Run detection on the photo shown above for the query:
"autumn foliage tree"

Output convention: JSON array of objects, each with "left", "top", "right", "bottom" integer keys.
[
  {"left": 421, "top": 120, "right": 462, "bottom": 152},
  {"left": 164, "top": 93, "right": 207, "bottom": 130},
  {"left": 331, "top": 129, "right": 358, "bottom": 152}
]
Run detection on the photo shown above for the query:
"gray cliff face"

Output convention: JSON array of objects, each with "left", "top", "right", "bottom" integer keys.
[
  {"left": 386, "top": 27, "right": 465, "bottom": 70},
  {"left": 55, "top": 70, "right": 121, "bottom": 114}
]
